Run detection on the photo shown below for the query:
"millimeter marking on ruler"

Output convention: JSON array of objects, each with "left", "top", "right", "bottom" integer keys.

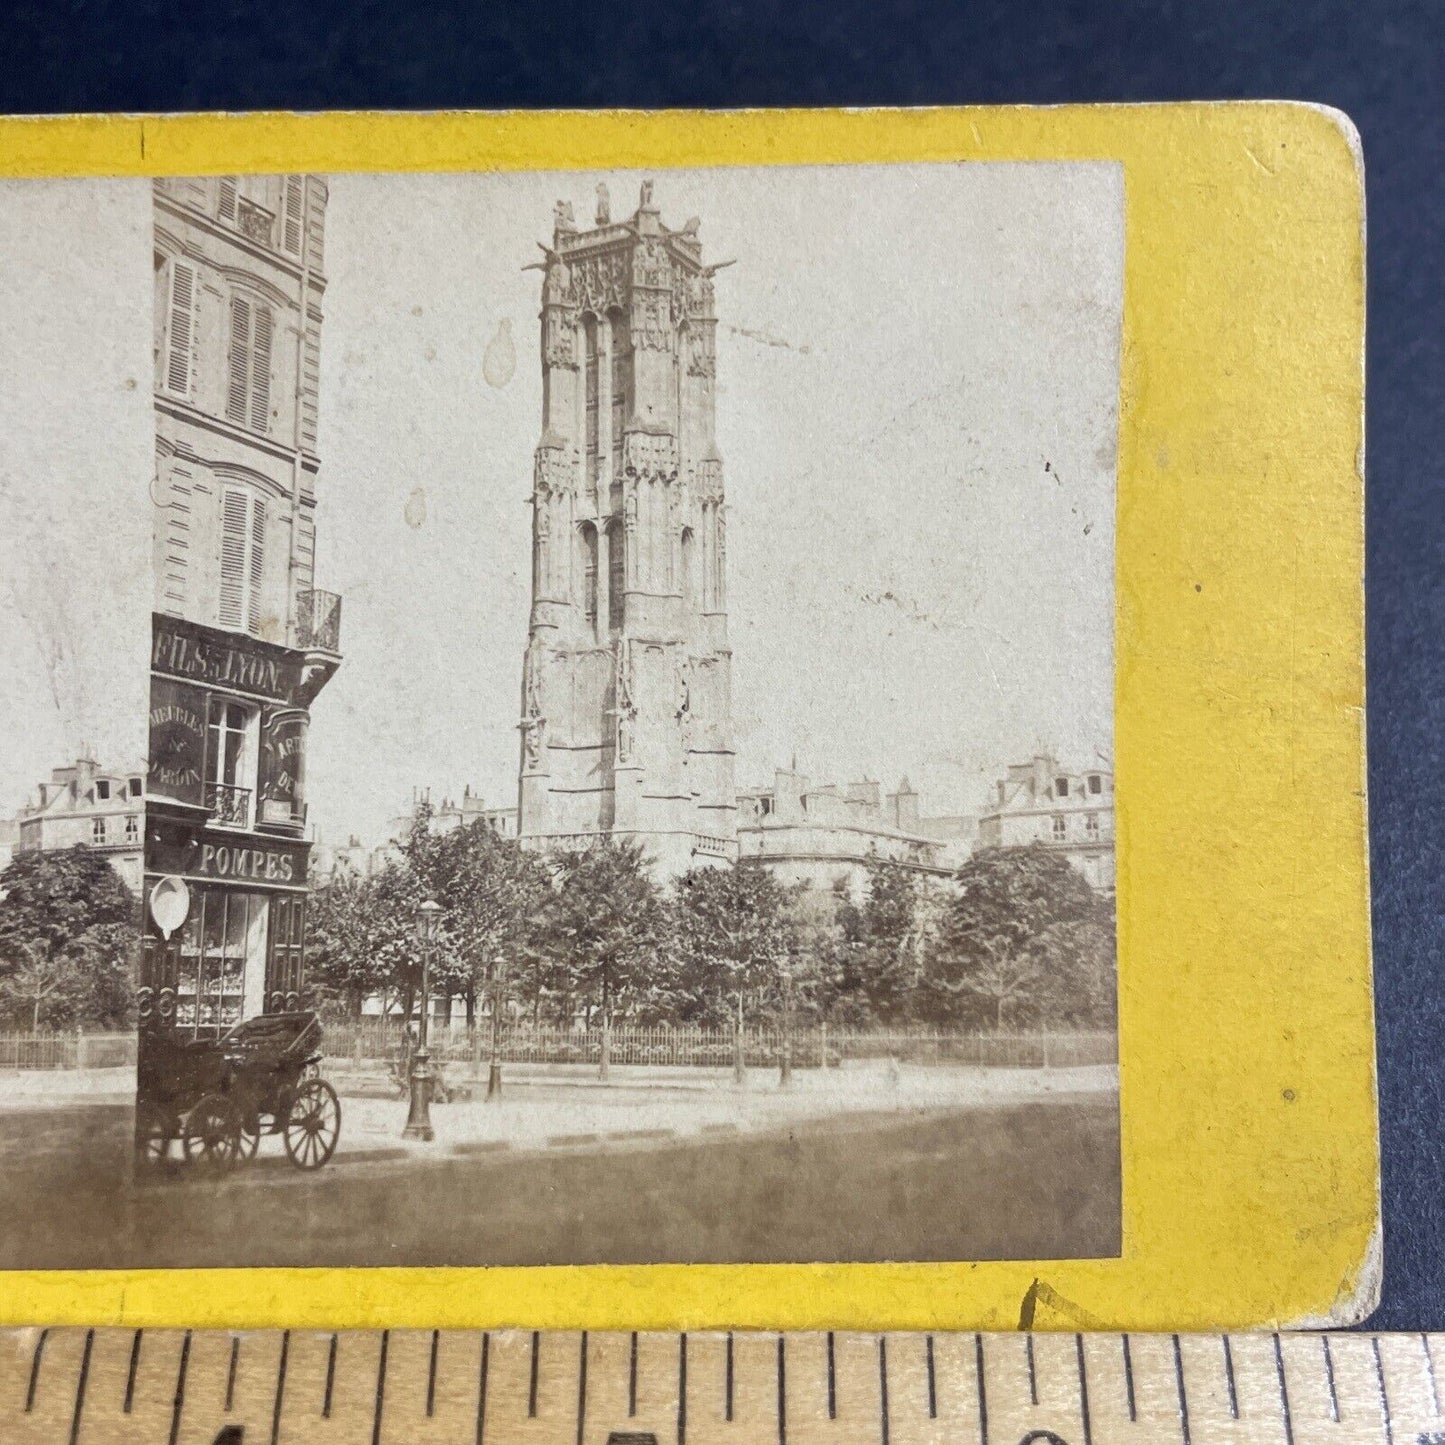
[{"left": 6, "top": 1328, "right": 1445, "bottom": 1443}]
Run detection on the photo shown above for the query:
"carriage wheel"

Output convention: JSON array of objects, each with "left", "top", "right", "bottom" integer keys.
[
  {"left": 134, "top": 1103, "right": 173, "bottom": 1173},
  {"left": 238, "top": 1122, "right": 261, "bottom": 1161},
  {"left": 283, "top": 1079, "right": 341, "bottom": 1170},
  {"left": 182, "top": 1093, "right": 244, "bottom": 1174}
]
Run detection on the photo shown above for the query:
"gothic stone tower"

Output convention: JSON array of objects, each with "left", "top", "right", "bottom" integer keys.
[{"left": 517, "top": 180, "right": 736, "bottom": 877}]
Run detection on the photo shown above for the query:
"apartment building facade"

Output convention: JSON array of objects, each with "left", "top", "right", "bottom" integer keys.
[{"left": 142, "top": 175, "right": 341, "bottom": 1038}]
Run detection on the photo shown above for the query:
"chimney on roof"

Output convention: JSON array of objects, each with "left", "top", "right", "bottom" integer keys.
[
  {"left": 773, "top": 765, "right": 808, "bottom": 824},
  {"left": 845, "top": 779, "right": 881, "bottom": 813},
  {"left": 888, "top": 777, "right": 920, "bottom": 832},
  {"left": 1031, "top": 755, "right": 1052, "bottom": 801}
]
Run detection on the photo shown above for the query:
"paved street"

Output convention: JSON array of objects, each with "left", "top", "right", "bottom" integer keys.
[{"left": 0, "top": 1077, "right": 1119, "bottom": 1269}]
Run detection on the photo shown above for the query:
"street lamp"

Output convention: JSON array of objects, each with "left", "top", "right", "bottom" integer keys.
[
  {"left": 404, "top": 898, "right": 442, "bottom": 1142},
  {"left": 779, "top": 959, "right": 794, "bottom": 1089},
  {"left": 486, "top": 952, "right": 506, "bottom": 1101}
]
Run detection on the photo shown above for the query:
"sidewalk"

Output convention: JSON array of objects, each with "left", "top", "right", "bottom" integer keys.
[
  {"left": 323, "top": 1058, "right": 1119, "bottom": 1168},
  {"left": 0, "top": 1067, "right": 135, "bottom": 1107}
]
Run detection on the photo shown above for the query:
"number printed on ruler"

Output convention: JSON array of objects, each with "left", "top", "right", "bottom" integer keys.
[{"left": 3, "top": 1328, "right": 1445, "bottom": 1444}]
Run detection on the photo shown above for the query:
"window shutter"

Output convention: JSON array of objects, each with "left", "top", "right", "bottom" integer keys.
[
  {"left": 218, "top": 177, "right": 238, "bottom": 224},
  {"left": 219, "top": 489, "right": 249, "bottom": 629},
  {"left": 226, "top": 296, "right": 251, "bottom": 425},
  {"left": 282, "top": 177, "right": 304, "bottom": 256},
  {"left": 246, "top": 497, "right": 267, "bottom": 634},
  {"left": 249, "top": 304, "right": 272, "bottom": 432},
  {"left": 165, "top": 259, "right": 197, "bottom": 397}
]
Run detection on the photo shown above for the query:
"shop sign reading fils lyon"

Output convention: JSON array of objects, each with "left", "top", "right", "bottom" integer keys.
[{"left": 151, "top": 616, "right": 299, "bottom": 702}]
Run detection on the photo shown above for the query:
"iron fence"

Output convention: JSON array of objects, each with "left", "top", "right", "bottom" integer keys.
[
  {"left": 0, "top": 1032, "right": 137, "bottom": 1070},
  {"left": 318, "top": 1020, "right": 1115, "bottom": 1071}
]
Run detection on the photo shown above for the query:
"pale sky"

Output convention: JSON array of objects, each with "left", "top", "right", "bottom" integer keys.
[
  {"left": 0, "top": 179, "right": 151, "bottom": 817},
  {"left": 0, "top": 163, "right": 1122, "bottom": 845}
]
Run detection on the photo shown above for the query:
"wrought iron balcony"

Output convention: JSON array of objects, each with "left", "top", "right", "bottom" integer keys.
[
  {"left": 296, "top": 589, "right": 342, "bottom": 655},
  {"left": 205, "top": 782, "right": 252, "bottom": 829},
  {"left": 236, "top": 197, "right": 275, "bottom": 244}
]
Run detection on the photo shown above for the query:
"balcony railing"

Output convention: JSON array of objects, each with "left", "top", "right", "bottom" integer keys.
[
  {"left": 205, "top": 782, "right": 252, "bottom": 829},
  {"left": 260, "top": 798, "right": 308, "bottom": 830},
  {"left": 296, "top": 589, "right": 342, "bottom": 654},
  {"left": 236, "top": 197, "right": 274, "bottom": 244}
]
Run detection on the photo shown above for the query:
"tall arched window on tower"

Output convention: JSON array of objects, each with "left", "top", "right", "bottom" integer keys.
[
  {"left": 579, "top": 522, "right": 599, "bottom": 632},
  {"left": 583, "top": 316, "right": 599, "bottom": 486},
  {"left": 606, "top": 519, "right": 625, "bottom": 632},
  {"left": 681, "top": 527, "right": 696, "bottom": 612},
  {"left": 676, "top": 320, "right": 688, "bottom": 424},
  {"left": 610, "top": 309, "right": 630, "bottom": 477}
]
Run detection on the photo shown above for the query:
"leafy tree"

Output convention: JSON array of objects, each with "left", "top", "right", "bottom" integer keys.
[
  {"left": 0, "top": 846, "right": 138, "bottom": 1030},
  {"left": 411, "top": 819, "right": 551, "bottom": 1029},
  {"left": 307, "top": 862, "right": 422, "bottom": 1020},
  {"left": 664, "top": 862, "right": 797, "bottom": 1026},
  {"left": 1026, "top": 914, "right": 1117, "bottom": 1029},
  {"left": 532, "top": 840, "right": 666, "bottom": 1027},
  {"left": 921, "top": 843, "right": 1111, "bottom": 1028},
  {"left": 829, "top": 860, "right": 924, "bottom": 1025}
]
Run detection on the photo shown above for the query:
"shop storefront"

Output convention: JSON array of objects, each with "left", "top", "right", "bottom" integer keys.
[
  {"left": 141, "top": 819, "right": 309, "bottom": 1036},
  {"left": 143, "top": 614, "right": 319, "bottom": 1038}
]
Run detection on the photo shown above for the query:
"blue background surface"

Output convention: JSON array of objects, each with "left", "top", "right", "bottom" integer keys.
[{"left": 0, "top": 0, "right": 1439, "bottom": 1328}]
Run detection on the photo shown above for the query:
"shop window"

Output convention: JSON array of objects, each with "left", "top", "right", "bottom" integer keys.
[
  {"left": 174, "top": 889, "right": 269, "bottom": 1038},
  {"left": 207, "top": 698, "right": 259, "bottom": 829},
  {"left": 218, "top": 486, "right": 267, "bottom": 635}
]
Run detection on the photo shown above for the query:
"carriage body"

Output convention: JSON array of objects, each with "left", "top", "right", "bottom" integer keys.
[{"left": 136, "top": 1011, "right": 341, "bottom": 1172}]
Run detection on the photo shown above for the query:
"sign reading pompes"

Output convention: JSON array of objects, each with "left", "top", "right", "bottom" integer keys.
[
  {"left": 148, "top": 876, "right": 191, "bottom": 941},
  {"left": 197, "top": 842, "right": 298, "bottom": 883},
  {"left": 145, "top": 818, "right": 310, "bottom": 891}
]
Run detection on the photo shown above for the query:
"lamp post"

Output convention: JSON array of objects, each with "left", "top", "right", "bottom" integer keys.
[
  {"left": 486, "top": 952, "right": 506, "bottom": 1101},
  {"left": 779, "top": 959, "right": 794, "bottom": 1089},
  {"left": 404, "top": 899, "right": 442, "bottom": 1141},
  {"left": 733, "top": 988, "right": 746, "bottom": 1088}
]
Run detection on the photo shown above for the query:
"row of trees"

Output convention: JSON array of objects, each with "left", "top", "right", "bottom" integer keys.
[
  {"left": 0, "top": 824, "right": 1115, "bottom": 1036},
  {"left": 0, "top": 848, "right": 138, "bottom": 1031},
  {"left": 307, "top": 812, "right": 1116, "bottom": 1033}
]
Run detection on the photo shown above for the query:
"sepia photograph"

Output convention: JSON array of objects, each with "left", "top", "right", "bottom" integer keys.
[{"left": 0, "top": 160, "right": 1121, "bottom": 1269}]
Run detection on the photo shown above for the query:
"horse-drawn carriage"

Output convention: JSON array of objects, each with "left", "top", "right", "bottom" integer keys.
[{"left": 135, "top": 1011, "right": 342, "bottom": 1175}]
